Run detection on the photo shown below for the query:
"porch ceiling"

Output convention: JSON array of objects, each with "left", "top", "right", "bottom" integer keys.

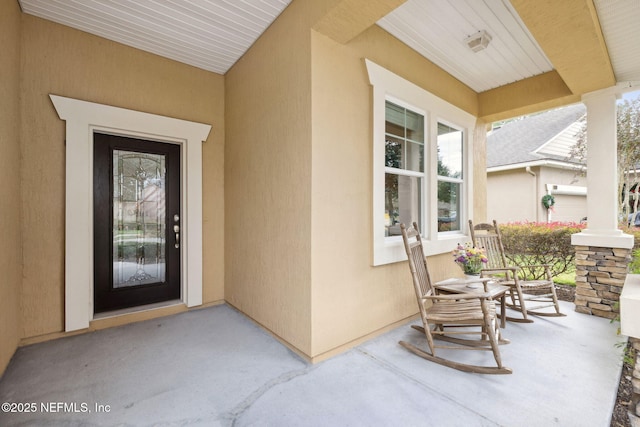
[
  {"left": 17, "top": 0, "right": 640, "bottom": 105},
  {"left": 18, "top": 0, "right": 293, "bottom": 75},
  {"left": 377, "top": 0, "right": 555, "bottom": 93}
]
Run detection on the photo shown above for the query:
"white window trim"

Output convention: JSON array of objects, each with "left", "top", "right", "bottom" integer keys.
[
  {"left": 366, "top": 59, "right": 476, "bottom": 265},
  {"left": 50, "top": 95, "right": 211, "bottom": 332}
]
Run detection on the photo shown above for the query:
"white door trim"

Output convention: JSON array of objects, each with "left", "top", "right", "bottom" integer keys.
[{"left": 50, "top": 95, "right": 211, "bottom": 332}]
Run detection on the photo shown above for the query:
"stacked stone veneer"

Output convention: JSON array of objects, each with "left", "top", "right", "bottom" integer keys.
[{"left": 574, "top": 245, "right": 631, "bottom": 319}]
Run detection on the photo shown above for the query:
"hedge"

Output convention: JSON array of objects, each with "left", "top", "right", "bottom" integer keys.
[
  {"left": 620, "top": 226, "right": 640, "bottom": 273},
  {"left": 498, "top": 222, "right": 586, "bottom": 280}
]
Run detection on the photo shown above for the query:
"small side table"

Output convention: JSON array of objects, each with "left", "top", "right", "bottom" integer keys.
[{"left": 435, "top": 278, "right": 509, "bottom": 328}]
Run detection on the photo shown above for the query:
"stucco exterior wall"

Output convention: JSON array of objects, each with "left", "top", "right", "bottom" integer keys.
[
  {"left": 0, "top": 0, "right": 23, "bottom": 376},
  {"left": 539, "top": 167, "right": 587, "bottom": 223},
  {"left": 487, "top": 169, "right": 538, "bottom": 223},
  {"left": 224, "top": 1, "right": 317, "bottom": 355},
  {"left": 225, "top": 2, "right": 484, "bottom": 359},
  {"left": 473, "top": 120, "right": 489, "bottom": 223},
  {"left": 308, "top": 27, "right": 481, "bottom": 358},
  {"left": 18, "top": 15, "right": 225, "bottom": 339},
  {"left": 487, "top": 166, "right": 586, "bottom": 223}
]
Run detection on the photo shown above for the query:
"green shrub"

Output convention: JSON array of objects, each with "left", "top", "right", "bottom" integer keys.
[
  {"left": 498, "top": 221, "right": 585, "bottom": 280},
  {"left": 628, "top": 248, "right": 640, "bottom": 274},
  {"left": 616, "top": 226, "right": 640, "bottom": 273},
  {"left": 619, "top": 226, "right": 640, "bottom": 250}
]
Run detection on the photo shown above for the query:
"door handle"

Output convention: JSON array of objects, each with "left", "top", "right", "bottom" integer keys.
[{"left": 173, "top": 224, "right": 180, "bottom": 248}]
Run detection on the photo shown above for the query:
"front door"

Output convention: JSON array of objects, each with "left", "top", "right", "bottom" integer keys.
[{"left": 93, "top": 133, "right": 181, "bottom": 313}]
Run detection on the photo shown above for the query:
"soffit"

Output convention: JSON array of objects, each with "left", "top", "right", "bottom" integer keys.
[
  {"left": 377, "top": 0, "right": 554, "bottom": 93},
  {"left": 18, "top": 0, "right": 292, "bottom": 75},
  {"left": 593, "top": 0, "right": 640, "bottom": 83}
]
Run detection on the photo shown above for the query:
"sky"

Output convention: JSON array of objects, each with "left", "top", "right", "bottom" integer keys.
[{"left": 621, "top": 89, "right": 640, "bottom": 101}]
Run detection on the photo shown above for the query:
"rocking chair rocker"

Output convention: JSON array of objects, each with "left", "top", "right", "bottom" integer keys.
[{"left": 399, "top": 223, "right": 511, "bottom": 375}]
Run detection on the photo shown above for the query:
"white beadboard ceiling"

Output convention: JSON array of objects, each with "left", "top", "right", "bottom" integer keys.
[
  {"left": 593, "top": 0, "right": 640, "bottom": 84},
  {"left": 17, "top": 0, "right": 640, "bottom": 89},
  {"left": 18, "top": 0, "right": 292, "bottom": 75},
  {"left": 377, "top": 0, "right": 554, "bottom": 92}
]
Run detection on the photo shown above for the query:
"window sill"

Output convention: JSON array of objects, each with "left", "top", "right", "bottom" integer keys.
[{"left": 373, "top": 232, "right": 470, "bottom": 266}]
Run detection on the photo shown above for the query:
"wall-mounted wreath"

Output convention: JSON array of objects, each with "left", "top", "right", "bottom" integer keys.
[{"left": 541, "top": 194, "right": 555, "bottom": 209}]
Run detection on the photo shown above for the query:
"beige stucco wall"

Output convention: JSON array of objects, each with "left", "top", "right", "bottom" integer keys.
[
  {"left": 487, "top": 169, "right": 538, "bottom": 223},
  {"left": 222, "top": 0, "right": 492, "bottom": 358},
  {"left": 487, "top": 166, "right": 586, "bottom": 223},
  {"left": 308, "top": 27, "right": 481, "bottom": 358},
  {"left": 18, "top": 15, "right": 225, "bottom": 339},
  {"left": 539, "top": 167, "right": 587, "bottom": 223},
  {"left": 473, "top": 120, "right": 489, "bottom": 223},
  {"left": 310, "top": 30, "right": 409, "bottom": 357},
  {"left": 0, "top": 0, "right": 23, "bottom": 376},
  {"left": 224, "top": 1, "right": 479, "bottom": 358},
  {"left": 224, "top": 1, "right": 318, "bottom": 355}
]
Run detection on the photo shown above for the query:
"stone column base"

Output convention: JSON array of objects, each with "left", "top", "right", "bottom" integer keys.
[{"left": 573, "top": 245, "right": 630, "bottom": 319}]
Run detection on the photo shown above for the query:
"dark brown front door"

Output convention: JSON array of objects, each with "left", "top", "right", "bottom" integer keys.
[{"left": 93, "top": 133, "right": 181, "bottom": 313}]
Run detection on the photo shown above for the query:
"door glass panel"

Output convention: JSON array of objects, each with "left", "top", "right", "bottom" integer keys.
[{"left": 113, "top": 150, "right": 166, "bottom": 288}]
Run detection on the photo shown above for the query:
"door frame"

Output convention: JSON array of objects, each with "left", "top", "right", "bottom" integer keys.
[{"left": 50, "top": 95, "right": 211, "bottom": 332}]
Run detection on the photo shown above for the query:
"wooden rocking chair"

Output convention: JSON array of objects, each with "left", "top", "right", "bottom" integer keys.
[
  {"left": 399, "top": 223, "right": 512, "bottom": 375},
  {"left": 469, "top": 220, "right": 565, "bottom": 323}
]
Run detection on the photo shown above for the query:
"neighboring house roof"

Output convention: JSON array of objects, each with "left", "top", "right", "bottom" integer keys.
[{"left": 486, "top": 103, "right": 586, "bottom": 171}]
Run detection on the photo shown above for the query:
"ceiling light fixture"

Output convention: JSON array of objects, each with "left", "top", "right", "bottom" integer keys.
[{"left": 465, "top": 30, "right": 492, "bottom": 52}]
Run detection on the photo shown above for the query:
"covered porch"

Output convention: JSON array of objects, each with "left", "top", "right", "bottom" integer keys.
[{"left": 0, "top": 301, "right": 622, "bottom": 426}]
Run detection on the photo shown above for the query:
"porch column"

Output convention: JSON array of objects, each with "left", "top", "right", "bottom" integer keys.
[{"left": 571, "top": 87, "right": 633, "bottom": 318}]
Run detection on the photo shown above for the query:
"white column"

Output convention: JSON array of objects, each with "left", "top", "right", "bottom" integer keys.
[{"left": 572, "top": 87, "right": 633, "bottom": 249}]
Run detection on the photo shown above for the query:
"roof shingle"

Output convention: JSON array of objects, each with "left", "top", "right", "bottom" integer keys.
[{"left": 486, "top": 104, "right": 586, "bottom": 168}]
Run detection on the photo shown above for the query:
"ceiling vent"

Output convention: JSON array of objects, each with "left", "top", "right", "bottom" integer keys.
[{"left": 465, "top": 30, "right": 492, "bottom": 52}]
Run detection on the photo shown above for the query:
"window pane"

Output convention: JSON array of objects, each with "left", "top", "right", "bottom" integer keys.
[
  {"left": 385, "top": 173, "right": 422, "bottom": 236},
  {"left": 385, "top": 101, "right": 424, "bottom": 172},
  {"left": 437, "top": 181, "right": 460, "bottom": 232},
  {"left": 405, "top": 109, "right": 424, "bottom": 142},
  {"left": 385, "top": 137, "right": 423, "bottom": 171},
  {"left": 385, "top": 136, "right": 402, "bottom": 168},
  {"left": 406, "top": 140, "right": 423, "bottom": 172},
  {"left": 385, "top": 102, "right": 405, "bottom": 137},
  {"left": 437, "top": 123, "right": 462, "bottom": 179}
]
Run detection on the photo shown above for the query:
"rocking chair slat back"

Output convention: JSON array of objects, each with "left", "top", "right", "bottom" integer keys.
[
  {"left": 469, "top": 223, "right": 511, "bottom": 279},
  {"left": 401, "top": 223, "right": 434, "bottom": 324},
  {"left": 468, "top": 219, "right": 565, "bottom": 321}
]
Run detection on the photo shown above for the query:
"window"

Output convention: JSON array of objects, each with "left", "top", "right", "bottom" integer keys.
[
  {"left": 384, "top": 101, "right": 424, "bottom": 237},
  {"left": 437, "top": 123, "right": 463, "bottom": 232},
  {"left": 366, "top": 59, "right": 476, "bottom": 265}
]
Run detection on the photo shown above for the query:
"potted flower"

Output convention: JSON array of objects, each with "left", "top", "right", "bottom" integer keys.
[{"left": 452, "top": 243, "right": 488, "bottom": 278}]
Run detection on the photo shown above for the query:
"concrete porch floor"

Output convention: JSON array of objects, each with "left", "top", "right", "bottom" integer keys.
[{"left": 0, "top": 300, "right": 624, "bottom": 426}]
